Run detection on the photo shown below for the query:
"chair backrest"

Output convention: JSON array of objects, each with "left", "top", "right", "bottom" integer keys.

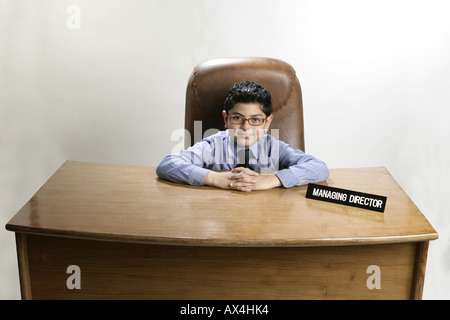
[{"left": 185, "top": 57, "right": 305, "bottom": 151}]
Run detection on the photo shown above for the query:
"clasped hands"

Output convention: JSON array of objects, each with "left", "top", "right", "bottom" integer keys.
[{"left": 202, "top": 167, "right": 282, "bottom": 192}]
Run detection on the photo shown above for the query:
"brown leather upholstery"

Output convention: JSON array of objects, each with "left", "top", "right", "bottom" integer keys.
[{"left": 185, "top": 57, "right": 305, "bottom": 151}]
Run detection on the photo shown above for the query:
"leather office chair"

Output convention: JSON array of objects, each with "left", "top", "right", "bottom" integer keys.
[{"left": 185, "top": 57, "right": 305, "bottom": 151}]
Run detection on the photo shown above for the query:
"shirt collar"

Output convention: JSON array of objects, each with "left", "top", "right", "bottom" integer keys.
[{"left": 225, "top": 130, "right": 260, "bottom": 159}]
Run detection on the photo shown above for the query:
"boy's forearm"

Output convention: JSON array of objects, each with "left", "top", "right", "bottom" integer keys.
[
  {"left": 201, "top": 171, "right": 217, "bottom": 186},
  {"left": 202, "top": 171, "right": 231, "bottom": 189},
  {"left": 255, "top": 174, "right": 282, "bottom": 190}
]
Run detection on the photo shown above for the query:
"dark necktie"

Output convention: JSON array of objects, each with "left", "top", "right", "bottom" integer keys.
[{"left": 235, "top": 148, "right": 253, "bottom": 169}]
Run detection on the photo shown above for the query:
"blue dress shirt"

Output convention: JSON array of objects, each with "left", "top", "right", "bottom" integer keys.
[{"left": 156, "top": 130, "right": 329, "bottom": 188}]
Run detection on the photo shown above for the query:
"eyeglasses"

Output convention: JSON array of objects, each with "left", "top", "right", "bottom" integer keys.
[{"left": 229, "top": 114, "right": 267, "bottom": 126}]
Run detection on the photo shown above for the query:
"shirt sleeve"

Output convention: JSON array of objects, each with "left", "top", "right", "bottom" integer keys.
[
  {"left": 156, "top": 141, "right": 211, "bottom": 186},
  {"left": 274, "top": 141, "right": 329, "bottom": 188}
]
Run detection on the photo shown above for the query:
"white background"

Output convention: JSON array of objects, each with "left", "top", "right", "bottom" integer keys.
[{"left": 1, "top": 0, "right": 449, "bottom": 299}]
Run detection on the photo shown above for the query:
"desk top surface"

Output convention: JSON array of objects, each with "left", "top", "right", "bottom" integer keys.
[{"left": 6, "top": 161, "right": 438, "bottom": 246}]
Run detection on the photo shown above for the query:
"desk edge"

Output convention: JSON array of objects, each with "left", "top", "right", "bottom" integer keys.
[{"left": 5, "top": 223, "right": 439, "bottom": 247}]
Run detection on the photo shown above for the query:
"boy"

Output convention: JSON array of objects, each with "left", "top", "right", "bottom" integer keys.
[{"left": 156, "top": 81, "right": 329, "bottom": 192}]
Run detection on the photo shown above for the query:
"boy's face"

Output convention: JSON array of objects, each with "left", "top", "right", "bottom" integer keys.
[{"left": 222, "top": 102, "right": 273, "bottom": 148}]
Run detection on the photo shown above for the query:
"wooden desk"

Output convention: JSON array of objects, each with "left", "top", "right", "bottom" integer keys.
[{"left": 5, "top": 161, "right": 438, "bottom": 299}]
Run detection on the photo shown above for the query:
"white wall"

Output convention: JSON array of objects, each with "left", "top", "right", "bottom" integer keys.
[{"left": 1, "top": 0, "right": 449, "bottom": 299}]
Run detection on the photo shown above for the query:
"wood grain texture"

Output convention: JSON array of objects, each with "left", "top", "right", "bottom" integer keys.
[
  {"left": 6, "top": 161, "right": 438, "bottom": 299},
  {"left": 411, "top": 241, "right": 430, "bottom": 299},
  {"left": 15, "top": 233, "right": 32, "bottom": 300},
  {"left": 6, "top": 161, "right": 438, "bottom": 246},
  {"left": 25, "top": 234, "right": 419, "bottom": 300}
]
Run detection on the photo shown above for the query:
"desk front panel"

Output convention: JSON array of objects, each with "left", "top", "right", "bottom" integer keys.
[{"left": 18, "top": 233, "right": 423, "bottom": 300}]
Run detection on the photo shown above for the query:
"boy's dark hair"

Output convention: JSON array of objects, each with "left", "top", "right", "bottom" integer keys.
[{"left": 223, "top": 81, "right": 272, "bottom": 116}]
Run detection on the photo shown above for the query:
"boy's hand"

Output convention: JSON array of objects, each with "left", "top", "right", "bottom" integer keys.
[
  {"left": 202, "top": 169, "right": 282, "bottom": 192},
  {"left": 229, "top": 168, "right": 259, "bottom": 192},
  {"left": 230, "top": 168, "right": 282, "bottom": 192},
  {"left": 202, "top": 170, "right": 256, "bottom": 192}
]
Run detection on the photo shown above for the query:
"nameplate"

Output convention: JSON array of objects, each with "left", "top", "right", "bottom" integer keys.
[{"left": 306, "top": 183, "right": 387, "bottom": 213}]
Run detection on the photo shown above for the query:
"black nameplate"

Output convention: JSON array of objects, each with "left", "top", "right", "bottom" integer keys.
[{"left": 306, "top": 183, "right": 387, "bottom": 213}]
